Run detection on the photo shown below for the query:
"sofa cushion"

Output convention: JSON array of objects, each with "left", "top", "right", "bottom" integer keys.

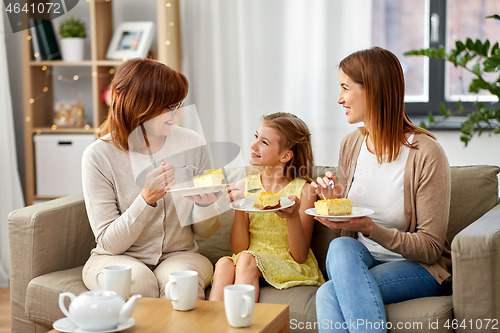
[
  {"left": 25, "top": 266, "right": 88, "bottom": 328},
  {"left": 385, "top": 296, "right": 453, "bottom": 333},
  {"left": 447, "top": 165, "right": 500, "bottom": 242}
]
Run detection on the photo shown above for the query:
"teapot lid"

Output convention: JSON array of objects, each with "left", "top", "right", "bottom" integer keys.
[{"left": 81, "top": 290, "right": 119, "bottom": 300}]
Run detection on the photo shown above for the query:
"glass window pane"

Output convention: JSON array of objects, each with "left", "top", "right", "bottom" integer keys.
[
  {"left": 372, "top": 0, "right": 429, "bottom": 102},
  {"left": 446, "top": 0, "right": 498, "bottom": 101}
]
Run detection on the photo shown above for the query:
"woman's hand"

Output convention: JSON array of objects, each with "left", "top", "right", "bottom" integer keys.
[
  {"left": 185, "top": 191, "right": 223, "bottom": 207},
  {"left": 141, "top": 162, "right": 175, "bottom": 206},
  {"left": 274, "top": 195, "right": 300, "bottom": 219},
  {"left": 311, "top": 171, "right": 343, "bottom": 200},
  {"left": 315, "top": 215, "right": 374, "bottom": 237}
]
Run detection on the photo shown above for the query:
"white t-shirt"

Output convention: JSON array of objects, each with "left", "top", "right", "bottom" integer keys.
[{"left": 347, "top": 135, "right": 413, "bottom": 262}]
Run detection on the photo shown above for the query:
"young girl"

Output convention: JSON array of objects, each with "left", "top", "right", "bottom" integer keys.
[{"left": 209, "top": 112, "right": 324, "bottom": 302}]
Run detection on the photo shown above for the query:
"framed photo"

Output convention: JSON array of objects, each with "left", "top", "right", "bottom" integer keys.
[{"left": 106, "top": 22, "right": 155, "bottom": 60}]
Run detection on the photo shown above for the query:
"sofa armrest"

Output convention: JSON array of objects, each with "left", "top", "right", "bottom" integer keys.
[
  {"left": 8, "top": 193, "right": 95, "bottom": 333},
  {"left": 451, "top": 202, "right": 500, "bottom": 327}
]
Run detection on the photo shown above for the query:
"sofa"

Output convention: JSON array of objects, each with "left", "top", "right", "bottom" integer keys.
[{"left": 9, "top": 165, "right": 500, "bottom": 333}]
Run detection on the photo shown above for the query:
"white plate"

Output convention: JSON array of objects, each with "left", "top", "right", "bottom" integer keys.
[
  {"left": 305, "top": 207, "right": 375, "bottom": 221},
  {"left": 229, "top": 197, "right": 295, "bottom": 213},
  {"left": 167, "top": 184, "right": 227, "bottom": 197},
  {"left": 53, "top": 317, "right": 135, "bottom": 333}
]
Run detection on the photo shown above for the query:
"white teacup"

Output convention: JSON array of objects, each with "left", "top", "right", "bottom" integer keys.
[
  {"left": 224, "top": 284, "right": 255, "bottom": 328},
  {"left": 95, "top": 265, "right": 132, "bottom": 301},
  {"left": 164, "top": 270, "right": 198, "bottom": 311}
]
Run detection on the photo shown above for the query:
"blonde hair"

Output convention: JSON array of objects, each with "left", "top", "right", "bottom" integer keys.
[
  {"left": 262, "top": 112, "right": 314, "bottom": 182},
  {"left": 339, "top": 47, "right": 435, "bottom": 163}
]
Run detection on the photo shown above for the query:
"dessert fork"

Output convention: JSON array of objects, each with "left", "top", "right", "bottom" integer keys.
[
  {"left": 230, "top": 187, "right": 262, "bottom": 193},
  {"left": 173, "top": 165, "right": 198, "bottom": 171}
]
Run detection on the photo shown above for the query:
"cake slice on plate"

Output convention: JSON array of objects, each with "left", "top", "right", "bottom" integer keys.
[
  {"left": 192, "top": 169, "right": 225, "bottom": 187},
  {"left": 314, "top": 198, "right": 353, "bottom": 216},
  {"left": 254, "top": 191, "right": 281, "bottom": 210}
]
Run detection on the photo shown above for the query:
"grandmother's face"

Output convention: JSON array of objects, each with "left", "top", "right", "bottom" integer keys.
[{"left": 143, "top": 108, "right": 182, "bottom": 137}]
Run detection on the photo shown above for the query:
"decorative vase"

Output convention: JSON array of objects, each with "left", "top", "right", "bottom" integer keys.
[{"left": 60, "top": 38, "right": 85, "bottom": 62}]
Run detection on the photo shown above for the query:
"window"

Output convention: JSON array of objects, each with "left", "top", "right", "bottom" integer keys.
[{"left": 372, "top": 0, "right": 497, "bottom": 120}]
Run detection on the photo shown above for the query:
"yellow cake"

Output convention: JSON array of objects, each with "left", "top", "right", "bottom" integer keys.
[
  {"left": 254, "top": 191, "right": 281, "bottom": 210},
  {"left": 314, "top": 198, "right": 353, "bottom": 216},
  {"left": 192, "top": 169, "right": 225, "bottom": 187}
]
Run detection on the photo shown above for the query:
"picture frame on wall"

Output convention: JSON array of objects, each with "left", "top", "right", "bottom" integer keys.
[{"left": 106, "top": 21, "right": 155, "bottom": 60}]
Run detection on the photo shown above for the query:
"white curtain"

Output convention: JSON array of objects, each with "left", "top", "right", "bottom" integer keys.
[
  {"left": 0, "top": 12, "right": 25, "bottom": 287},
  {"left": 180, "top": 0, "right": 372, "bottom": 167}
]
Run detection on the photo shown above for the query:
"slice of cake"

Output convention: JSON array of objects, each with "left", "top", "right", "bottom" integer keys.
[
  {"left": 314, "top": 198, "right": 353, "bottom": 216},
  {"left": 192, "top": 169, "right": 225, "bottom": 187},
  {"left": 254, "top": 191, "right": 281, "bottom": 210}
]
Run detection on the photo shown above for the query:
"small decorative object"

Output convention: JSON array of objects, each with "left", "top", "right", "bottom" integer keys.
[
  {"left": 102, "top": 85, "right": 112, "bottom": 106},
  {"left": 106, "top": 22, "right": 155, "bottom": 60},
  {"left": 54, "top": 100, "right": 85, "bottom": 127},
  {"left": 59, "top": 16, "right": 86, "bottom": 62}
]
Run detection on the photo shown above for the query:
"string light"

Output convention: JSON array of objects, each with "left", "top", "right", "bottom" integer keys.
[
  {"left": 73, "top": 75, "right": 79, "bottom": 81},
  {"left": 34, "top": 53, "right": 39, "bottom": 58},
  {"left": 165, "top": 40, "right": 171, "bottom": 45},
  {"left": 85, "top": 125, "right": 91, "bottom": 130},
  {"left": 27, "top": 36, "right": 32, "bottom": 41},
  {"left": 169, "top": 22, "right": 174, "bottom": 26},
  {"left": 166, "top": 3, "right": 171, "bottom": 7},
  {"left": 29, "top": 98, "right": 34, "bottom": 104},
  {"left": 43, "top": 87, "right": 49, "bottom": 92},
  {"left": 51, "top": 125, "right": 57, "bottom": 130},
  {"left": 36, "top": 130, "right": 41, "bottom": 135},
  {"left": 26, "top": 117, "right": 31, "bottom": 122},
  {"left": 109, "top": 69, "right": 115, "bottom": 74},
  {"left": 42, "top": 66, "right": 47, "bottom": 71}
]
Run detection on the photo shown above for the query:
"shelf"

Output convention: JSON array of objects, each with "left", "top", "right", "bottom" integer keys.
[
  {"left": 32, "top": 127, "right": 96, "bottom": 134},
  {"left": 22, "top": 0, "right": 182, "bottom": 206},
  {"left": 29, "top": 60, "right": 130, "bottom": 67},
  {"left": 30, "top": 60, "right": 93, "bottom": 66}
]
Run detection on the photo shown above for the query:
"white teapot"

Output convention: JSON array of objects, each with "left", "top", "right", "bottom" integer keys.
[{"left": 58, "top": 290, "right": 141, "bottom": 331}]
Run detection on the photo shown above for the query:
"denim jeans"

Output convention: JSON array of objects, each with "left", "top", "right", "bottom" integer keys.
[{"left": 315, "top": 237, "right": 445, "bottom": 333}]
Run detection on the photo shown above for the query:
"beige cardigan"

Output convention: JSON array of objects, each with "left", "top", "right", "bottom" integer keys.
[
  {"left": 82, "top": 126, "right": 221, "bottom": 266},
  {"left": 338, "top": 129, "right": 452, "bottom": 284}
]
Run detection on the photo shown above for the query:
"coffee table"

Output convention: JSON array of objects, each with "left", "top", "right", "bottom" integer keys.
[{"left": 50, "top": 298, "right": 290, "bottom": 333}]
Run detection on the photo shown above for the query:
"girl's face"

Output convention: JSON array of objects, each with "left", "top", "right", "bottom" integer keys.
[
  {"left": 249, "top": 123, "right": 285, "bottom": 167},
  {"left": 337, "top": 69, "right": 366, "bottom": 124},
  {"left": 143, "top": 108, "right": 182, "bottom": 137}
]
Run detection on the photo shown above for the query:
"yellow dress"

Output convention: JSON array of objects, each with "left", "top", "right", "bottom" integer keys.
[{"left": 231, "top": 173, "right": 325, "bottom": 290}]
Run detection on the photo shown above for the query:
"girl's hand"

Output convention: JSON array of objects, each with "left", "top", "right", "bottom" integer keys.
[
  {"left": 274, "top": 195, "right": 300, "bottom": 219},
  {"left": 315, "top": 216, "right": 374, "bottom": 237},
  {"left": 141, "top": 162, "right": 175, "bottom": 206},
  {"left": 311, "top": 171, "right": 343, "bottom": 200},
  {"left": 185, "top": 191, "right": 223, "bottom": 206},
  {"left": 225, "top": 184, "right": 245, "bottom": 203}
]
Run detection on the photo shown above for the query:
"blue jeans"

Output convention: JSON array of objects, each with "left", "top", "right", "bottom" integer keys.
[{"left": 315, "top": 237, "right": 445, "bottom": 333}]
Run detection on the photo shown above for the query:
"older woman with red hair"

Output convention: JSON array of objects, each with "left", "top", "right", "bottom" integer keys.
[{"left": 81, "top": 58, "right": 221, "bottom": 299}]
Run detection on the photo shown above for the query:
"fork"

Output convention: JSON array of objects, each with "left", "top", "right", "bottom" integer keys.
[
  {"left": 173, "top": 165, "right": 198, "bottom": 171},
  {"left": 230, "top": 187, "right": 262, "bottom": 193}
]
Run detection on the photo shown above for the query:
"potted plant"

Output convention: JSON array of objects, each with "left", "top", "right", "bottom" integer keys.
[
  {"left": 405, "top": 14, "right": 500, "bottom": 146},
  {"left": 59, "top": 15, "right": 86, "bottom": 62}
]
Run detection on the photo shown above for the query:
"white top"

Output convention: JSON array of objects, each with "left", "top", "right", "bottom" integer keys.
[{"left": 348, "top": 135, "right": 413, "bottom": 263}]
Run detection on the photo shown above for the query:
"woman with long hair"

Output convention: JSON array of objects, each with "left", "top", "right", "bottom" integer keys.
[{"left": 313, "top": 47, "right": 451, "bottom": 332}]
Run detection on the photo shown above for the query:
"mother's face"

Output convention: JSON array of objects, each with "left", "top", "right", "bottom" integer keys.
[{"left": 337, "top": 69, "right": 366, "bottom": 124}]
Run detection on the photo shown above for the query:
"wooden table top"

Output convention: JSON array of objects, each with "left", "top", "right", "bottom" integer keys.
[{"left": 50, "top": 298, "right": 290, "bottom": 333}]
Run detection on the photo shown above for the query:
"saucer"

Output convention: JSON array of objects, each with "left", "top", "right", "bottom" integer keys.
[{"left": 53, "top": 317, "right": 135, "bottom": 333}]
